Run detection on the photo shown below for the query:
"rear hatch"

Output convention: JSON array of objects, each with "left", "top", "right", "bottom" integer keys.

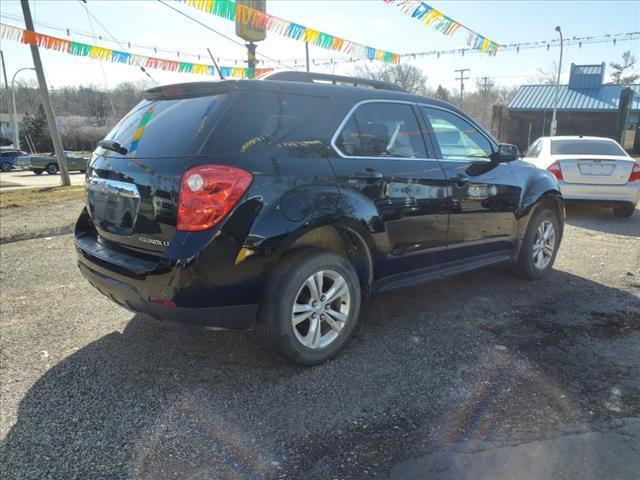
[
  {"left": 86, "top": 85, "right": 237, "bottom": 254},
  {"left": 550, "top": 138, "right": 634, "bottom": 185},
  {"left": 557, "top": 155, "right": 635, "bottom": 185}
]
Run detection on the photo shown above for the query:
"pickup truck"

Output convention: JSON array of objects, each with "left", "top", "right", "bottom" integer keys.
[{"left": 15, "top": 151, "right": 89, "bottom": 175}]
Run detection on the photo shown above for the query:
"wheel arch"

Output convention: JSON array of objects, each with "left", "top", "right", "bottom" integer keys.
[
  {"left": 270, "top": 219, "right": 376, "bottom": 296},
  {"left": 516, "top": 186, "right": 564, "bottom": 256}
]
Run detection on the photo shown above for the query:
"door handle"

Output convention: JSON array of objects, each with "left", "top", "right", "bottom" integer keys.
[{"left": 354, "top": 169, "right": 383, "bottom": 179}]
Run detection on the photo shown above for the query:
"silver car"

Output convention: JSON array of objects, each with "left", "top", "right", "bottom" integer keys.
[{"left": 523, "top": 136, "right": 639, "bottom": 217}]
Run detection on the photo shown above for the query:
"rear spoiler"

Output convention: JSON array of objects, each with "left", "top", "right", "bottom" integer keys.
[{"left": 143, "top": 81, "right": 244, "bottom": 100}]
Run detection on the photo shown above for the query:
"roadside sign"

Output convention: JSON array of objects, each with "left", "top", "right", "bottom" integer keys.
[{"left": 236, "top": 0, "right": 267, "bottom": 43}]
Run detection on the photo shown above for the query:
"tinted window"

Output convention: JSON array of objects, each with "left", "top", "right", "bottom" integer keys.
[
  {"left": 335, "top": 102, "right": 426, "bottom": 158},
  {"left": 550, "top": 139, "right": 626, "bottom": 156},
  {"left": 524, "top": 139, "right": 543, "bottom": 158},
  {"left": 102, "top": 94, "right": 230, "bottom": 158},
  {"left": 213, "top": 91, "right": 327, "bottom": 154},
  {"left": 423, "top": 108, "right": 493, "bottom": 160}
]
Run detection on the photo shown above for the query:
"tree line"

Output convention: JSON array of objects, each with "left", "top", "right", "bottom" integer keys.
[
  {"left": 354, "top": 63, "right": 519, "bottom": 130},
  {"left": 0, "top": 80, "right": 149, "bottom": 152}
]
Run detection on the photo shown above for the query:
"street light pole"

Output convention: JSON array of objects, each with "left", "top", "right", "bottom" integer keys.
[
  {"left": 10, "top": 67, "right": 36, "bottom": 149},
  {"left": 550, "top": 26, "right": 563, "bottom": 136},
  {"left": 0, "top": 50, "right": 18, "bottom": 148}
]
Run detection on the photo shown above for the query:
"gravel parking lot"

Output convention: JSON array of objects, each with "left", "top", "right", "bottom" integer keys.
[{"left": 1, "top": 199, "right": 638, "bottom": 479}]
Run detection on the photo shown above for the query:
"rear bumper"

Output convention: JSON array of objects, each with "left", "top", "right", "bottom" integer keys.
[
  {"left": 78, "top": 260, "right": 258, "bottom": 330},
  {"left": 559, "top": 181, "right": 640, "bottom": 204}
]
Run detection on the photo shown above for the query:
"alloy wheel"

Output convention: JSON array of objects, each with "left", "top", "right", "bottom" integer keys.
[
  {"left": 532, "top": 219, "right": 555, "bottom": 270},
  {"left": 291, "top": 270, "right": 351, "bottom": 350}
]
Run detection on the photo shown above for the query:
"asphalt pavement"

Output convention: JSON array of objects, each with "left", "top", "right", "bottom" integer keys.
[{"left": 0, "top": 200, "right": 638, "bottom": 479}]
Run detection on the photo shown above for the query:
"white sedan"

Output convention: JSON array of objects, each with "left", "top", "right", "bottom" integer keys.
[{"left": 523, "top": 136, "right": 639, "bottom": 217}]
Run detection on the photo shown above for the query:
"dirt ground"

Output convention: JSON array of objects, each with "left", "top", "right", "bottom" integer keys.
[{"left": 0, "top": 199, "right": 638, "bottom": 479}]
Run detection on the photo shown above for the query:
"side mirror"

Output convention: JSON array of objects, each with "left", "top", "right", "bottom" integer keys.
[{"left": 492, "top": 143, "right": 521, "bottom": 162}]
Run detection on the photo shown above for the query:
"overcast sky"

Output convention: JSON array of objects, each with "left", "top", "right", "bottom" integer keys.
[{"left": 1, "top": 0, "right": 639, "bottom": 91}]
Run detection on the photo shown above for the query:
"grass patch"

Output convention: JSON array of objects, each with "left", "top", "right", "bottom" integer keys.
[{"left": 0, "top": 185, "right": 84, "bottom": 209}]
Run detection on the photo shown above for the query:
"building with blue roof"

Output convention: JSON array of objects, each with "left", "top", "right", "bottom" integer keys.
[{"left": 494, "top": 63, "right": 639, "bottom": 153}]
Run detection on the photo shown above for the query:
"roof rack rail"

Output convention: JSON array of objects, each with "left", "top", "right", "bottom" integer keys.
[{"left": 262, "top": 71, "right": 406, "bottom": 92}]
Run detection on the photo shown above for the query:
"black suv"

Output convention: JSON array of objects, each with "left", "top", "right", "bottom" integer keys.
[{"left": 75, "top": 72, "right": 563, "bottom": 365}]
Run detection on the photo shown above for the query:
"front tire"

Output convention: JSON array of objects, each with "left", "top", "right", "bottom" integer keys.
[
  {"left": 46, "top": 163, "right": 58, "bottom": 175},
  {"left": 259, "top": 248, "right": 361, "bottom": 366},
  {"left": 512, "top": 206, "right": 560, "bottom": 280},
  {"left": 0, "top": 162, "right": 11, "bottom": 172},
  {"left": 613, "top": 203, "right": 636, "bottom": 217}
]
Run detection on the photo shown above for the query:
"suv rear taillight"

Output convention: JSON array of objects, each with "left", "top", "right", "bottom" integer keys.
[
  {"left": 177, "top": 164, "right": 252, "bottom": 231},
  {"left": 628, "top": 162, "right": 640, "bottom": 183},
  {"left": 547, "top": 161, "right": 563, "bottom": 181}
]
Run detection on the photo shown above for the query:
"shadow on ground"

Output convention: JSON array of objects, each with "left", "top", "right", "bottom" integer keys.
[
  {"left": 565, "top": 202, "right": 639, "bottom": 237},
  {"left": 2, "top": 264, "right": 639, "bottom": 479}
]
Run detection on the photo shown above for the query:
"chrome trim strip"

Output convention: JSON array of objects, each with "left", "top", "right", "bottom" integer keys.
[{"left": 329, "top": 99, "right": 436, "bottom": 162}]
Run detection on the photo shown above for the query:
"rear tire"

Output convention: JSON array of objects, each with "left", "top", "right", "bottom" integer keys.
[
  {"left": 259, "top": 248, "right": 361, "bottom": 366},
  {"left": 33, "top": 169, "right": 43, "bottom": 175},
  {"left": 0, "top": 162, "right": 11, "bottom": 172},
  {"left": 46, "top": 163, "right": 58, "bottom": 175},
  {"left": 613, "top": 203, "right": 636, "bottom": 217},
  {"left": 512, "top": 206, "right": 560, "bottom": 280}
]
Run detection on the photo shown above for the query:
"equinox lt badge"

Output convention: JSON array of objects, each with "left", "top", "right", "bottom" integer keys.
[{"left": 138, "top": 236, "right": 169, "bottom": 247}]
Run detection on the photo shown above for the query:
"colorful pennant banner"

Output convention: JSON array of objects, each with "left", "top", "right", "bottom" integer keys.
[
  {"left": 0, "top": 23, "right": 273, "bottom": 78},
  {"left": 383, "top": 0, "right": 500, "bottom": 56},
  {"left": 179, "top": 0, "right": 401, "bottom": 64}
]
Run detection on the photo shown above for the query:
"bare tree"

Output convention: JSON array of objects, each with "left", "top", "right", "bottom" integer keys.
[
  {"left": 533, "top": 62, "right": 559, "bottom": 85},
  {"left": 354, "top": 64, "right": 431, "bottom": 95},
  {"left": 610, "top": 51, "right": 640, "bottom": 84}
]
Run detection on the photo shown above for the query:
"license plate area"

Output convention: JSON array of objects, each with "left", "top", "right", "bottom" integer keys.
[
  {"left": 578, "top": 162, "right": 615, "bottom": 176},
  {"left": 87, "top": 178, "right": 141, "bottom": 235}
]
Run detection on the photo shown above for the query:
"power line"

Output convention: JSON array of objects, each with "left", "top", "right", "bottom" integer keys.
[
  {"left": 156, "top": 0, "right": 297, "bottom": 70},
  {"left": 74, "top": 1, "right": 158, "bottom": 85},
  {"left": 402, "top": 32, "right": 640, "bottom": 59},
  {"left": 4, "top": 9, "right": 636, "bottom": 66},
  {"left": 79, "top": 0, "right": 116, "bottom": 114}
]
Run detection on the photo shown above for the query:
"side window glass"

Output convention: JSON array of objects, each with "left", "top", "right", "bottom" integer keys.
[
  {"left": 525, "top": 140, "right": 543, "bottom": 158},
  {"left": 213, "top": 92, "right": 327, "bottom": 154},
  {"left": 423, "top": 108, "right": 493, "bottom": 160},
  {"left": 335, "top": 103, "right": 426, "bottom": 158}
]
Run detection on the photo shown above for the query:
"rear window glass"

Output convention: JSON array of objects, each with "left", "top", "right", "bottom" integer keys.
[
  {"left": 212, "top": 91, "right": 327, "bottom": 154},
  {"left": 101, "top": 94, "right": 229, "bottom": 158},
  {"left": 551, "top": 139, "right": 625, "bottom": 156}
]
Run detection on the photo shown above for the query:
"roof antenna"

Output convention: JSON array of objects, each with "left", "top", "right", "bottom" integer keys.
[{"left": 207, "top": 47, "right": 225, "bottom": 80}]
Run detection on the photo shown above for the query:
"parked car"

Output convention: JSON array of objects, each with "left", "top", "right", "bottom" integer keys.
[
  {"left": 523, "top": 136, "right": 639, "bottom": 217},
  {"left": 0, "top": 148, "right": 28, "bottom": 172},
  {"left": 75, "top": 72, "right": 564, "bottom": 365},
  {"left": 15, "top": 151, "right": 89, "bottom": 175}
]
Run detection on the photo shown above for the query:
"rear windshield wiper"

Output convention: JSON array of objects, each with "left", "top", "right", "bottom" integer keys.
[{"left": 98, "top": 140, "right": 128, "bottom": 155}]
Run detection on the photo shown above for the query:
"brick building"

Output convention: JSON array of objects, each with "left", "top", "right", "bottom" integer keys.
[{"left": 492, "top": 64, "right": 639, "bottom": 153}]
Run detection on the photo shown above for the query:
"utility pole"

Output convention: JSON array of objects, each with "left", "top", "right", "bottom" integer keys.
[
  {"left": 481, "top": 76, "right": 490, "bottom": 95},
  {"left": 236, "top": 1, "right": 265, "bottom": 79},
  {"left": 246, "top": 41, "right": 257, "bottom": 78},
  {"left": 0, "top": 50, "right": 18, "bottom": 149},
  {"left": 305, "top": 42, "right": 310, "bottom": 72},
  {"left": 455, "top": 68, "right": 470, "bottom": 108},
  {"left": 20, "top": 0, "right": 70, "bottom": 186}
]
